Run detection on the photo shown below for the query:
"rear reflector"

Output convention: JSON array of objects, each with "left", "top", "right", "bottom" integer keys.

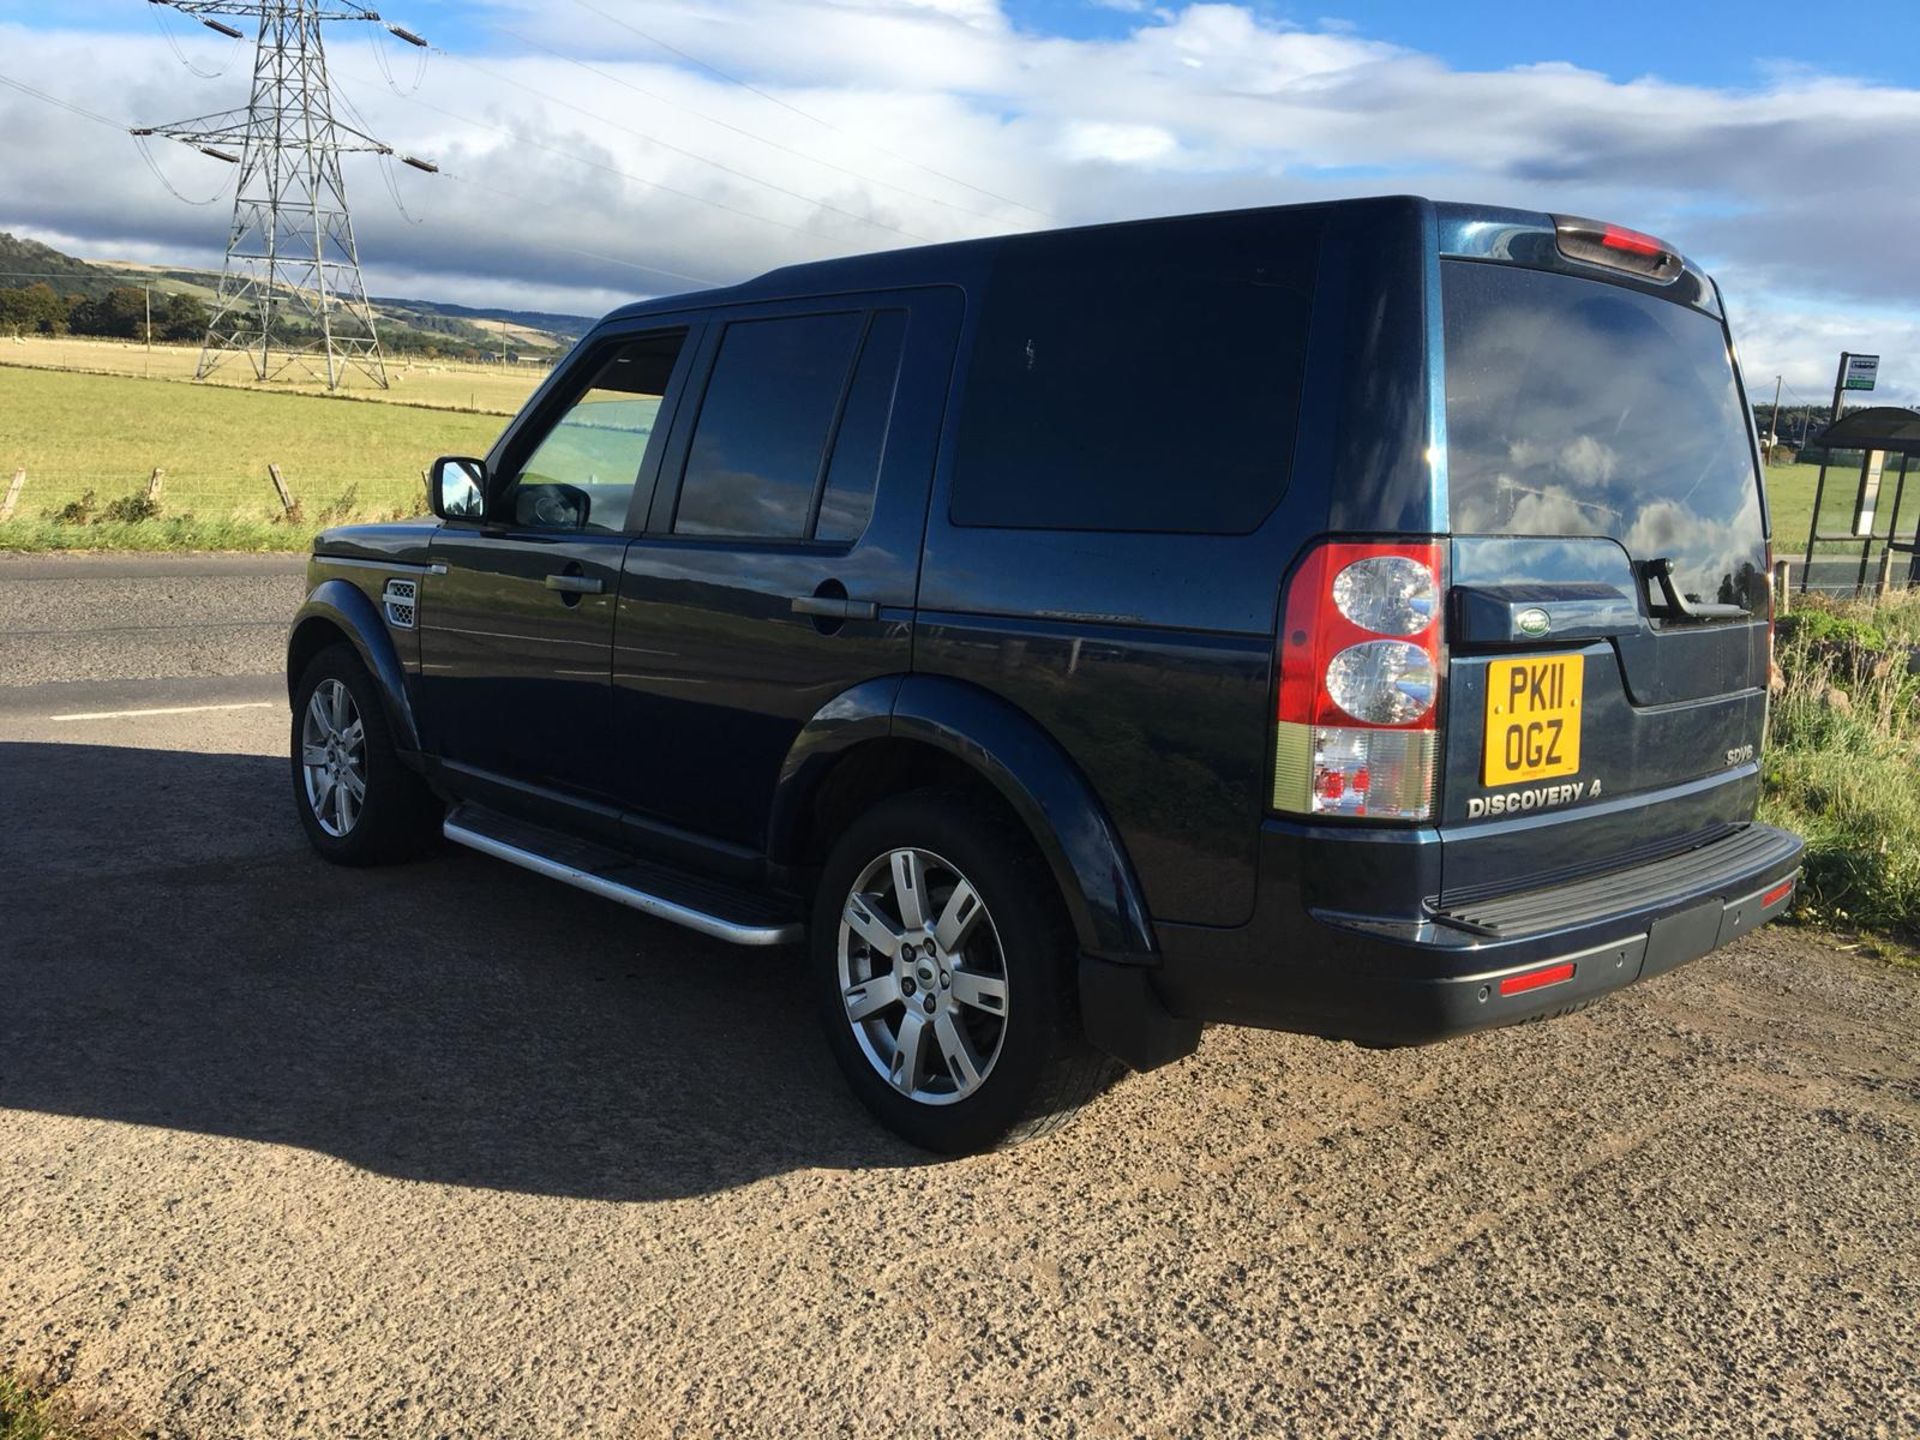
[
  {"left": 1497, "top": 961, "right": 1576, "bottom": 997},
  {"left": 1552, "top": 214, "right": 1684, "bottom": 284},
  {"left": 1762, "top": 879, "right": 1794, "bottom": 908}
]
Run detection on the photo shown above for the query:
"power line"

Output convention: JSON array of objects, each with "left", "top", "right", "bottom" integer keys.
[
  {"left": 150, "top": 0, "right": 242, "bottom": 80},
  {"left": 0, "top": 71, "right": 129, "bottom": 131},
  {"left": 568, "top": 0, "right": 1051, "bottom": 220},
  {"left": 0, "top": 73, "right": 725, "bottom": 300},
  {"left": 426, "top": 44, "right": 932, "bottom": 244},
  {"left": 431, "top": 172, "right": 728, "bottom": 288},
  {"left": 494, "top": 22, "right": 1009, "bottom": 227},
  {"left": 377, "top": 87, "right": 841, "bottom": 244}
]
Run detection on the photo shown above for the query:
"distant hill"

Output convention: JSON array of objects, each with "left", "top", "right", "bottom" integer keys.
[
  {"left": 1, "top": 231, "right": 593, "bottom": 357},
  {"left": 370, "top": 296, "right": 594, "bottom": 345},
  {"left": 0, "top": 232, "right": 115, "bottom": 297}
]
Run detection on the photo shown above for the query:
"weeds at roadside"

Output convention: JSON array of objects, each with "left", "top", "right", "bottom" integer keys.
[
  {"left": 1763, "top": 591, "right": 1920, "bottom": 942},
  {"left": 98, "top": 493, "right": 162, "bottom": 524},
  {"left": 0, "top": 515, "right": 313, "bottom": 552},
  {"left": 0, "top": 1372, "right": 123, "bottom": 1440}
]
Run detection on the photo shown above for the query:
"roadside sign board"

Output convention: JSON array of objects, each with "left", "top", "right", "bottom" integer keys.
[{"left": 1843, "top": 354, "right": 1880, "bottom": 391}]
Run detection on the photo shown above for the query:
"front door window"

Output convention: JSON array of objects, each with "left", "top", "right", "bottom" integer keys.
[{"left": 502, "top": 330, "right": 687, "bottom": 533}]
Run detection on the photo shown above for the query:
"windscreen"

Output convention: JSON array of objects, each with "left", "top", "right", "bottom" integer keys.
[{"left": 1443, "top": 260, "right": 1766, "bottom": 613}]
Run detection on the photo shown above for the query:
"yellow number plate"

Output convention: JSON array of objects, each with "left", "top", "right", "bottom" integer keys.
[{"left": 1483, "top": 655, "right": 1584, "bottom": 786}]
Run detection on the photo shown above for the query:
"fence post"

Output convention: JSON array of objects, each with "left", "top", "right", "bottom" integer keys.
[
  {"left": 0, "top": 468, "right": 23, "bottom": 523},
  {"left": 146, "top": 466, "right": 165, "bottom": 503},
  {"left": 1772, "top": 558, "right": 1791, "bottom": 616},
  {"left": 268, "top": 463, "right": 297, "bottom": 517},
  {"left": 1876, "top": 546, "right": 1895, "bottom": 598}
]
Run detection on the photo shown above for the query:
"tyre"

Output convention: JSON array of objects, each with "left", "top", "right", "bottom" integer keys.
[
  {"left": 290, "top": 642, "right": 441, "bottom": 866},
  {"left": 813, "top": 790, "right": 1120, "bottom": 1154}
]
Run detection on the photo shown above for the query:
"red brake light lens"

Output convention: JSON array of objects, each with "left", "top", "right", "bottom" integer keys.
[
  {"left": 1552, "top": 214, "right": 1684, "bottom": 284},
  {"left": 1600, "top": 223, "right": 1664, "bottom": 257},
  {"left": 1273, "top": 541, "right": 1445, "bottom": 821}
]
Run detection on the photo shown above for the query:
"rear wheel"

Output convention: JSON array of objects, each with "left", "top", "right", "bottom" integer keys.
[
  {"left": 291, "top": 643, "right": 440, "bottom": 866},
  {"left": 813, "top": 791, "right": 1119, "bottom": 1153}
]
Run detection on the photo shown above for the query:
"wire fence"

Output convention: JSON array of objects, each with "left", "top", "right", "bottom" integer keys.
[{"left": 0, "top": 464, "right": 430, "bottom": 528}]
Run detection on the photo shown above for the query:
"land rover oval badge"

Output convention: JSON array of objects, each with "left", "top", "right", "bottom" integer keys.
[{"left": 1516, "top": 606, "right": 1552, "bottom": 638}]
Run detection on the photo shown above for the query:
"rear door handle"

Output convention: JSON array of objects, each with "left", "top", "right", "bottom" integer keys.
[
  {"left": 791, "top": 594, "right": 878, "bottom": 621},
  {"left": 545, "top": 573, "right": 605, "bottom": 595}
]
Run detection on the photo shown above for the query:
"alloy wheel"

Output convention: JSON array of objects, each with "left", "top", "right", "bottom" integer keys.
[
  {"left": 836, "top": 847, "right": 1010, "bottom": 1106},
  {"left": 300, "top": 677, "right": 367, "bottom": 838}
]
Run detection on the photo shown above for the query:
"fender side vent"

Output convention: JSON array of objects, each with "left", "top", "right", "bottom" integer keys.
[{"left": 382, "top": 578, "right": 418, "bottom": 630}]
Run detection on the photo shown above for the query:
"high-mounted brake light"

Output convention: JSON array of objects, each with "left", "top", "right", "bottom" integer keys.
[
  {"left": 1599, "top": 224, "right": 1663, "bottom": 257},
  {"left": 1552, "top": 213, "right": 1684, "bottom": 284},
  {"left": 1273, "top": 540, "right": 1445, "bottom": 821}
]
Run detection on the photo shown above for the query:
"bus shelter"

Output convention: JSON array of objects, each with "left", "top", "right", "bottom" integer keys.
[{"left": 1797, "top": 406, "right": 1920, "bottom": 596}]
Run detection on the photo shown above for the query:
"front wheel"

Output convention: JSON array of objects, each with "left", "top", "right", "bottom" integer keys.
[
  {"left": 813, "top": 791, "right": 1119, "bottom": 1154},
  {"left": 290, "top": 642, "right": 440, "bottom": 866}
]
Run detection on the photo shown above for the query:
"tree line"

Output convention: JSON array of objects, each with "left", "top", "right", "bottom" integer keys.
[
  {"left": 0, "top": 280, "right": 547, "bottom": 362},
  {"left": 0, "top": 283, "right": 209, "bottom": 342}
]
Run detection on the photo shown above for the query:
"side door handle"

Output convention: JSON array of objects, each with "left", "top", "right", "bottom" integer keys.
[
  {"left": 545, "top": 573, "right": 605, "bottom": 596},
  {"left": 791, "top": 594, "right": 878, "bottom": 621}
]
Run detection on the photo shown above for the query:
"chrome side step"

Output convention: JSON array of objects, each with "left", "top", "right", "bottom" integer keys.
[{"left": 443, "top": 808, "right": 803, "bottom": 947}]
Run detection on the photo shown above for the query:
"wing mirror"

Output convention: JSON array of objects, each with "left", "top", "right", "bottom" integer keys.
[{"left": 429, "top": 456, "right": 487, "bottom": 521}]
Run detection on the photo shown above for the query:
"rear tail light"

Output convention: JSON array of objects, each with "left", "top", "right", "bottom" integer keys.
[
  {"left": 1552, "top": 214, "right": 1685, "bottom": 284},
  {"left": 1273, "top": 540, "right": 1445, "bottom": 821}
]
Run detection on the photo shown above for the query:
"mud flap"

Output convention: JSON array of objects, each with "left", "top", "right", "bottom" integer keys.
[{"left": 1078, "top": 956, "right": 1202, "bottom": 1072}]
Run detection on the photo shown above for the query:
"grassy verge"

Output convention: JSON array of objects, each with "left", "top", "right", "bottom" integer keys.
[
  {"left": 0, "top": 1373, "right": 119, "bottom": 1440},
  {"left": 1762, "top": 590, "right": 1920, "bottom": 942},
  {"left": 0, "top": 516, "right": 320, "bottom": 552}
]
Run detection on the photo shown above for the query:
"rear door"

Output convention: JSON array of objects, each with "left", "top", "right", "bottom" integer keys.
[
  {"left": 610, "top": 287, "right": 963, "bottom": 850},
  {"left": 1437, "top": 256, "right": 1771, "bottom": 899}
]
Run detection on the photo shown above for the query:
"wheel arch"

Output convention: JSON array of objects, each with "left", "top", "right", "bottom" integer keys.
[
  {"left": 768, "top": 673, "right": 1158, "bottom": 964},
  {"left": 287, "top": 579, "right": 421, "bottom": 755}
]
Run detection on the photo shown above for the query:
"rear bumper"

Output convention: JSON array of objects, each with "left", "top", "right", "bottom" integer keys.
[{"left": 1150, "top": 821, "right": 1804, "bottom": 1048}]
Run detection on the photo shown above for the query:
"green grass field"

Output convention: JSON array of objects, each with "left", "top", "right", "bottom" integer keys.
[
  {"left": 1764, "top": 457, "right": 1920, "bottom": 572},
  {"left": 0, "top": 334, "right": 545, "bottom": 414},
  {"left": 0, "top": 366, "right": 509, "bottom": 547}
]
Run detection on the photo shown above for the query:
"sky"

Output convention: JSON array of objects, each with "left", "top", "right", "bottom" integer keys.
[{"left": 0, "top": 0, "right": 1915, "bottom": 407}]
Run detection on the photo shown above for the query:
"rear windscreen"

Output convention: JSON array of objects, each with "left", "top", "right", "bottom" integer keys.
[{"left": 1443, "top": 260, "right": 1766, "bottom": 613}]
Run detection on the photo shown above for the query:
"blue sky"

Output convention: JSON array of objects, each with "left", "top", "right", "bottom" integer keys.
[
  {"left": 0, "top": 0, "right": 1916, "bottom": 401},
  {"left": 1007, "top": 1, "right": 1920, "bottom": 86},
  {"left": 9, "top": 0, "right": 1917, "bottom": 83}
]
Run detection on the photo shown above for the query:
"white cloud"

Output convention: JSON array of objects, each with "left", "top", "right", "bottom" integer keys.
[
  {"left": 1055, "top": 120, "right": 1180, "bottom": 165},
  {"left": 0, "top": 3, "right": 1913, "bottom": 404}
]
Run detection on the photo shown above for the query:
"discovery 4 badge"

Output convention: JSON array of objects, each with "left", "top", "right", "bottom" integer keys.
[{"left": 1466, "top": 777, "right": 1602, "bottom": 818}]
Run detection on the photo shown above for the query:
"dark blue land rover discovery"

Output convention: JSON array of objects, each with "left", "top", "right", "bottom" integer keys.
[{"left": 288, "top": 197, "right": 1804, "bottom": 1153}]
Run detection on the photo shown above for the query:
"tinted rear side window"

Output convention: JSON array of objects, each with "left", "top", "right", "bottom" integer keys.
[
  {"left": 675, "top": 312, "right": 864, "bottom": 539},
  {"left": 816, "top": 309, "right": 908, "bottom": 543},
  {"left": 950, "top": 212, "right": 1320, "bottom": 534},
  {"left": 1443, "top": 261, "right": 1766, "bottom": 612}
]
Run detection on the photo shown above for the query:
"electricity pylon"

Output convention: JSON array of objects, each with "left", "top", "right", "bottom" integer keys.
[{"left": 135, "top": 2, "right": 431, "bottom": 390}]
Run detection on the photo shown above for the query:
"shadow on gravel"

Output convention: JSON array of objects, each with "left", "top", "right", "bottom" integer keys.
[{"left": 0, "top": 741, "right": 924, "bottom": 1200}]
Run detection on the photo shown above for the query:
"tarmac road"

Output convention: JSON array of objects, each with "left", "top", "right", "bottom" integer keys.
[{"left": 1, "top": 552, "right": 1917, "bottom": 1439}]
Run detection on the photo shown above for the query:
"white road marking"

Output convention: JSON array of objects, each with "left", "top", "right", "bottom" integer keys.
[{"left": 49, "top": 701, "right": 279, "bottom": 723}]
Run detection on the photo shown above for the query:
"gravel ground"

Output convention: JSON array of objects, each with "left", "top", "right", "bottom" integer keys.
[{"left": 1, "top": 555, "right": 1917, "bottom": 1439}]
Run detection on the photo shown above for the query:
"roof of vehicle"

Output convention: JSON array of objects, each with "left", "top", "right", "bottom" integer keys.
[{"left": 603, "top": 193, "right": 1424, "bottom": 323}]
